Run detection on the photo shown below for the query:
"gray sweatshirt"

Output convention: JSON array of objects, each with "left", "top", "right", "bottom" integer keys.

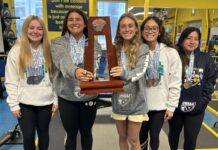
[
  {"left": 111, "top": 44, "right": 150, "bottom": 115},
  {"left": 51, "top": 32, "right": 101, "bottom": 102}
]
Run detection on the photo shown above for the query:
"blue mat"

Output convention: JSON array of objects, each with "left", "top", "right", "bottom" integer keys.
[
  {"left": 0, "top": 98, "right": 23, "bottom": 150},
  {"left": 0, "top": 60, "right": 6, "bottom": 77},
  {"left": 0, "top": 100, "right": 18, "bottom": 135}
]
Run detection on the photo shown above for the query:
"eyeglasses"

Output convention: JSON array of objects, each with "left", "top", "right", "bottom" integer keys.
[{"left": 144, "top": 26, "right": 159, "bottom": 32}]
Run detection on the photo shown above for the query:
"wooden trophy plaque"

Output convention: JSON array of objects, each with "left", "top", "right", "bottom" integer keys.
[{"left": 80, "top": 16, "right": 124, "bottom": 94}]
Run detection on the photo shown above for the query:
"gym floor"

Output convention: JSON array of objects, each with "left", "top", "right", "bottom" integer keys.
[{"left": 0, "top": 89, "right": 218, "bottom": 150}]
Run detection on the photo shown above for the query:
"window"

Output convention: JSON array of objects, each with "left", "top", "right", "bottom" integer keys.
[
  {"left": 14, "top": 0, "right": 43, "bottom": 36},
  {"left": 95, "top": 1, "right": 126, "bottom": 80},
  {"left": 97, "top": 1, "right": 126, "bottom": 49}
]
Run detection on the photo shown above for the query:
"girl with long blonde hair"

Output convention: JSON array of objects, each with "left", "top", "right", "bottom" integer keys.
[
  {"left": 5, "top": 15, "right": 58, "bottom": 150},
  {"left": 18, "top": 15, "right": 53, "bottom": 79}
]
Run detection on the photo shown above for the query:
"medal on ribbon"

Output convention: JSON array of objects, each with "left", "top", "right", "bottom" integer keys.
[
  {"left": 26, "top": 45, "right": 44, "bottom": 85},
  {"left": 183, "top": 52, "right": 194, "bottom": 89},
  {"left": 69, "top": 34, "right": 85, "bottom": 65},
  {"left": 146, "top": 43, "right": 160, "bottom": 87},
  {"left": 146, "top": 79, "right": 155, "bottom": 87},
  {"left": 183, "top": 81, "right": 192, "bottom": 89}
]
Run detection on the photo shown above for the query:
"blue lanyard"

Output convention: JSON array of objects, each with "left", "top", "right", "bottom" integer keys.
[
  {"left": 147, "top": 43, "right": 160, "bottom": 80},
  {"left": 69, "top": 34, "right": 85, "bottom": 65},
  {"left": 26, "top": 45, "right": 44, "bottom": 77},
  {"left": 185, "top": 52, "right": 195, "bottom": 81},
  {"left": 31, "top": 45, "right": 43, "bottom": 66}
]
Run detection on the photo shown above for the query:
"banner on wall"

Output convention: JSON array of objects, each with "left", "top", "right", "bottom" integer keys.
[{"left": 46, "top": 0, "right": 89, "bottom": 32}]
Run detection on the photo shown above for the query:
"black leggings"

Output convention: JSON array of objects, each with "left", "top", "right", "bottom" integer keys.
[
  {"left": 58, "top": 97, "right": 97, "bottom": 150},
  {"left": 168, "top": 111, "right": 205, "bottom": 150},
  {"left": 18, "top": 103, "right": 52, "bottom": 150},
  {"left": 140, "top": 110, "right": 165, "bottom": 150}
]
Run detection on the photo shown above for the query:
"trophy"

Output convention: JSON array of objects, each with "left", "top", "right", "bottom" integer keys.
[{"left": 80, "top": 16, "right": 124, "bottom": 94}]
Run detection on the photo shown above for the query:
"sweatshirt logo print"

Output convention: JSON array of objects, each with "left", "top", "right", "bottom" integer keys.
[
  {"left": 74, "top": 86, "right": 84, "bottom": 98},
  {"left": 144, "top": 61, "right": 164, "bottom": 86},
  {"left": 180, "top": 101, "right": 196, "bottom": 112},
  {"left": 26, "top": 47, "right": 46, "bottom": 85},
  {"left": 118, "top": 94, "right": 131, "bottom": 106},
  {"left": 25, "top": 58, "right": 46, "bottom": 85},
  {"left": 184, "top": 67, "right": 203, "bottom": 87}
]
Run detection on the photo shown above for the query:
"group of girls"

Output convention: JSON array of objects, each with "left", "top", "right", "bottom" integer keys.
[{"left": 5, "top": 8, "right": 216, "bottom": 150}]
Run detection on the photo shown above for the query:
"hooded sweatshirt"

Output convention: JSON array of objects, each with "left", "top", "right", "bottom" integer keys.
[
  {"left": 144, "top": 43, "right": 182, "bottom": 112},
  {"left": 5, "top": 44, "right": 57, "bottom": 111},
  {"left": 176, "top": 49, "right": 216, "bottom": 114},
  {"left": 51, "top": 32, "right": 101, "bottom": 102},
  {"left": 112, "top": 44, "right": 150, "bottom": 115}
]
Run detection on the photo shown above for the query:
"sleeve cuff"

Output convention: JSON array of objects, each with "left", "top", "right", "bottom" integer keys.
[
  {"left": 73, "top": 67, "right": 80, "bottom": 79},
  {"left": 10, "top": 105, "right": 20, "bottom": 111},
  {"left": 167, "top": 106, "right": 176, "bottom": 112},
  {"left": 53, "top": 98, "right": 58, "bottom": 106}
]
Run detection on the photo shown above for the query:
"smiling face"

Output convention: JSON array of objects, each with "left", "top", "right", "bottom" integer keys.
[
  {"left": 118, "top": 16, "right": 138, "bottom": 42},
  {"left": 27, "top": 19, "right": 43, "bottom": 45},
  {"left": 142, "top": 19, "right": 160, "bottom": 45},
  {"left": 183, "top": 31, "right": 199, "bottom": 54},
  {"left": 67, "top": 12, "right": 86, "bottom": 40}
]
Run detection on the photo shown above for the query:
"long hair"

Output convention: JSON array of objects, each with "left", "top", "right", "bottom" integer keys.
[
  {"left": 114, "top": 12, "right": 140, "bottom": 68},
  {"left": 140, "top": 16, "right": 171, "bottom": 46},
  {"left": 176, "top": 27, "right": 201, "bottom": 82},
  {"left": 18, "top": 15, "right": 53, "bottom": 80},
  {"left": 61, "top": 8, "right": 88, "bottom": 38}
]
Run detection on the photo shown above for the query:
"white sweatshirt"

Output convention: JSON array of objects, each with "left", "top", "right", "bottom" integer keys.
[
  {"left": 5, "top": 44, "right": 57, "bottom": 111},
  {"left": 145, "top": 43, "right": 182, "bottom": 112}
]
